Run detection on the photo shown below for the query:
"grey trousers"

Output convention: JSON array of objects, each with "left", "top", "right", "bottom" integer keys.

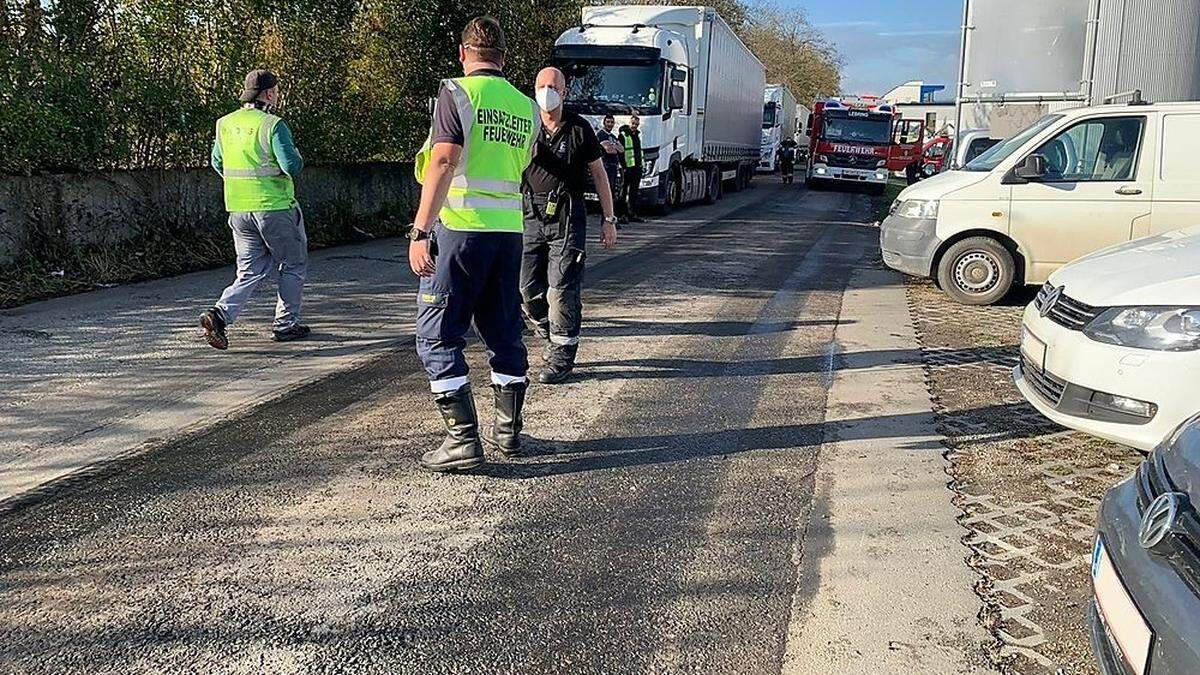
[{"left": 214, "top": 207, "right": 308, "bottom": 331}]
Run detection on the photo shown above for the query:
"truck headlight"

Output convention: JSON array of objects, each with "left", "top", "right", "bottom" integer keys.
[
  {"left": 642, "top": 158, "right": 656, "bottom": 174},
  {"left": 893, "top": 199, "right": 939, "bottom": 219},
  {"left": 1083, "top": 307, "right": 1200, "bottom": 351}
]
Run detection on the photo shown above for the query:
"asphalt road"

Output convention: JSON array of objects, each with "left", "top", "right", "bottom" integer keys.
[{"left": 0, "top": 180, "right": 882, "bottom": 674}]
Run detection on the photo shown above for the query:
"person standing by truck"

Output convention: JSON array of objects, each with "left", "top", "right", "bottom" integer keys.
[
  {"left": 200, "top": 69, "right": 309, "bottom": 351},
  {"left": 521, "top": 67, "right": 619, "bottom": 384},
  {"left": 779, "top": 140, "right": 796, "bottom": 184},
  {"left": 408, "top": 16, "right": 540, "bottom": 471},
  {"left": 617, "top": 114, "right": 644, "bottom": 223},
  {"left": 595, "top": 114, "right": 624, "bottom": 221}
]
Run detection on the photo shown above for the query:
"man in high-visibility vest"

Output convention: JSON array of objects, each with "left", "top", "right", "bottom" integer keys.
[
  {"left": 201, "top": 69, "right": 309, "bottom": 350},
  {"left": 617, "top": 114, "right": 645, "bottom": 223},
  {"left": 409, "top": 16, "right": 540, "bottom": 473}
]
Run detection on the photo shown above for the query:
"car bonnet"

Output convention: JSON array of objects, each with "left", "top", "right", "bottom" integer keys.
[{"left": 1049, "top": 226, "right": 1200, "bottom": 307}]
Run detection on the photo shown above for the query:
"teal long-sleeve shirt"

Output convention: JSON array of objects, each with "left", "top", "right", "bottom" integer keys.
[{"left": 211, "top": 115, "right": 304, "bottom": 177}]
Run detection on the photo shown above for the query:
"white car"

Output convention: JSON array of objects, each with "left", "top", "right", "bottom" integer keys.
[{"left": 1014, "top": 226, "right": 1200, "bottom": 450}]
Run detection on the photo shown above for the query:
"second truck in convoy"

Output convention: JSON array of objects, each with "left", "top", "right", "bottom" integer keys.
[
  {"left": 760, "top": 84, "right": 797, "bottom": 173},
  {"left": 552, "top": 5, "right": 765, "bottom": 211}
]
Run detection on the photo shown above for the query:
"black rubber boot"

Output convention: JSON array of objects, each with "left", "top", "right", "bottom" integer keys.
[
  {"left": 539, "top": 344, "right": 578, "bottom": 384},
  {"left": 418, "top": 384, "right": 484, "bottom": 472},
  {"left": 482, "top": 381, "right": 527, "bottom": 457}
]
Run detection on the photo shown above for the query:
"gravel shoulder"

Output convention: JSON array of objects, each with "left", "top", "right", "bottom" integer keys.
[{"left": 906, "top": 279, "right": 1139, "bottom": 674}]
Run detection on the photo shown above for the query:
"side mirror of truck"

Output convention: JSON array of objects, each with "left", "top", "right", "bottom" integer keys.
[
  {"left": 1014, "top": 154, "right": 1047, "bottom": 181},
  {"left": 670, "top": 85, "right": 685, "bottom": 110}
]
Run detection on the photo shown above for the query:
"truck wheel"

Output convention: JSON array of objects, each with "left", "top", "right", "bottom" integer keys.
[
  {"left": 702, "top": 167, "right": 720, "bottom": 204},
  {"left": 936, "top": 237, "right": 1016, "bottom": 306},
  {"left": 652, "top": 171, "right": 676, "bottom": 215}
]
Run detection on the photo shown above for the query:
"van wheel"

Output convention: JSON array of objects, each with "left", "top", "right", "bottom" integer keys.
[{"left": 936, "top": 237, "right": 1016, "bottom": 305}]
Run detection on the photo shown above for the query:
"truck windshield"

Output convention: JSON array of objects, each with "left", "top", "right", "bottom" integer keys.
[
  {"left": 762, "top": 104, "right": 777, "bottom": 129},
  {"left": 821, "top": 116, "right": 891, "bottom": 145},
  {"left": 565, "top": 62, "right": 663, "bottom": 115},
  {"left": 962, "top": 115, "right": 1063, "bottom": 171}
]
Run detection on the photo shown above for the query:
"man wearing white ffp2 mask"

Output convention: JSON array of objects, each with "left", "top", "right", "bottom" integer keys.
[
  {"left": 520, "top": 67, "right": 618, "bottom": 384},
  {"left": 535, "top": 86, "right": 561, "bottom": 112}
]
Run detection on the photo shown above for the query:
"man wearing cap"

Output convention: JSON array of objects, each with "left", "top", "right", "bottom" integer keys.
[
  {"left": 200, "top": 69, "right": 309, "bottom": 350},
  {"left": 408, "top": 16, "right": 540, "bottom": 472}
]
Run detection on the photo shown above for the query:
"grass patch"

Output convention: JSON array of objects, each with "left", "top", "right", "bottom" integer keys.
[{"left": 872, "top": 178, "right": 907, "bottom": 222}]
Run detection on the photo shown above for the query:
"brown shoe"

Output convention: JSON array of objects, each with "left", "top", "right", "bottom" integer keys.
[{"left": 200, "top": 309, "right": 228, "bottom": 350}]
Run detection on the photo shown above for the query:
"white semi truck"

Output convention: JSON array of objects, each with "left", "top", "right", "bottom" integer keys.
[
  {"left": 758, "top": 84, "right": 797, "bottom": 172},
  {"left": 553, "top": 5, "right": 764, "bottom": 211}
]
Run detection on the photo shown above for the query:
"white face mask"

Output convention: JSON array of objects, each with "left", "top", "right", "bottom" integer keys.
[{"left": 536, "top": 87, "right": 562, "bottom": 112}]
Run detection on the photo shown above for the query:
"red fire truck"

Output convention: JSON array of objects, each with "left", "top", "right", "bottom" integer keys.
[{"left": 804, "top": 96, "right": 925, "bottom": 194}]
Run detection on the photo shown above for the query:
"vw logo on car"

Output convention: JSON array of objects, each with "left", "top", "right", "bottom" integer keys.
[
  {"left": 1138, "top": 491, "right": 1186, "bottom": 552},
  {"left": 1039, "top": 285, "right": 1064, "bottom": 318}
]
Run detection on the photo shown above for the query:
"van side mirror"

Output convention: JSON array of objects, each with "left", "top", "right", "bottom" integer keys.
[
  {"left": 670, "top": 85, "right": 685, "bottom": 110},
  {"left": 1015, "top": 154, "right": 1047, "bottom": 181}
]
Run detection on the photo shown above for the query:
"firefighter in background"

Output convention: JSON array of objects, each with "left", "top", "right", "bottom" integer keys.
[
  {"left": 408, "top": 16, "right": 540, "bottom": 472},
  {"left": 779, "top": 139, "right": 797, "bottom": 184}
]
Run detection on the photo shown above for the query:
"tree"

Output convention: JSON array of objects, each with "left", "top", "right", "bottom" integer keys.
[{"left": 740, "top": 3, "right": 841, "bottom": 104}]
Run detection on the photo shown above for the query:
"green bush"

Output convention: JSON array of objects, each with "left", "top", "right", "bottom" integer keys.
[{"left": 0, "top": 0, "right": 583, "bottom": 174}]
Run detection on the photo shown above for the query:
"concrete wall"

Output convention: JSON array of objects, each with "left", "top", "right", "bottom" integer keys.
[{"left": 0, "top": 163, "right": 419, "bottom": 270}]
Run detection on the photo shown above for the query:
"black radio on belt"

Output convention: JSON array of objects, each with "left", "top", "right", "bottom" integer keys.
[{"left": 544, "top": 188, "right": 563, "bottom": 220}]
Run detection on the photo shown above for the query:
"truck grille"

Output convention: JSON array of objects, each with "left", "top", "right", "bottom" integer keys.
[
  {"left": 1135, "top": 450, "right": 1200, "bottom": 594},
  {"left": 1019, "top": 355, "right": 1067, "bottom": 406},
  {"left": 1034, "top": 282, "right": 1102, "bottom": 331},
  {"left": 827, "top": 153, "right": 878, "bottom": 169}
]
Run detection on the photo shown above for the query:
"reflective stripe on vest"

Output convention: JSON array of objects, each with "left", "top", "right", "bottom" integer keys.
[
  {"left": 623, "top": 133, "right": 635, "bottom": 166},
  {"left": 216, "top": 107, "right": 295, "bottom": 212},
  {"left": 414, "top": 75, "right": 539, "bottom": 232}
]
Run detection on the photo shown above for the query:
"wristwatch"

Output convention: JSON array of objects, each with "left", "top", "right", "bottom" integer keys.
[
  {"left": 602, "top": 216, "right": 619, "bottom": 226},
  {"left": 407, "top": 225, "right": 430, "bottom": 242}
]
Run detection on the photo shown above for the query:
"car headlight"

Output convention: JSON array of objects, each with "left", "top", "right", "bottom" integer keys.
[
  {"left": 1083, "top": 307, "right": 1200, "bottom": 351},
  {"left": 893, "top": 199, "right": 939, "bottom": 219},
  {"left": 876, "top": 159, "right": 887, "bottom": 168}
]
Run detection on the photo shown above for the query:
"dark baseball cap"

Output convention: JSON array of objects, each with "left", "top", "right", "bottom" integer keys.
[{"left": 240, "top": 69, "right": 278, "bottom": 103}]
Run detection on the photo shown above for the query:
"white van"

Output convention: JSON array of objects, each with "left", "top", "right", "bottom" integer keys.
[{"left": 880, "top": 101, "right": 1200, "bottom": 305}]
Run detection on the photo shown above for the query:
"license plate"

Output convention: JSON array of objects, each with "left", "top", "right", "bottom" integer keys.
[
  {"left": 1092, "top": 538, "right": 1153, "bottom": 674},
  {"left": 583, "top": 192, "right": 598, "bottom": 202},
  {"left": 1021, "top": 327, "right": 1047, "bottom": 373}
]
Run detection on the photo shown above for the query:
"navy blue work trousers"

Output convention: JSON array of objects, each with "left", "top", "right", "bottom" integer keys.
[{"left": 415, "top": 223, "right": 528, "bottom": 391}]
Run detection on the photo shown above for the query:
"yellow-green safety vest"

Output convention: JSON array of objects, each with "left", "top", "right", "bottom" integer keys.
[
  {"left": 623, "top": 132, "right": 637, "bottom": 167},
  {"left": 414, "top": 75, "right": 539, "bottom": 232},
  {"left": 215, "top": 107, "right": 296, "bottom": 213}
]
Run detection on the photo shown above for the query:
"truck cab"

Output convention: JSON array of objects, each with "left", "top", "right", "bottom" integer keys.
[
  {"left": 759, "top": 85, "right": 797, "bottom": 173},
  {"left": 806, "top": 97, "right": 924, "bottom": 195},
  {"left": 553, "top": 6, "right": 763, "bottom": 211}
]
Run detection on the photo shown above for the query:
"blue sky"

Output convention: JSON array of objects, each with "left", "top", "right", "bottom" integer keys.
[{"left": 791, "top": 0, "right": 963, "bottom": 99}]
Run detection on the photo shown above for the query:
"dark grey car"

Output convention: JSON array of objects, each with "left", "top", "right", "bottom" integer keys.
[{"left": 1091, "top": 415, "right": 1200, "bottom": 674}]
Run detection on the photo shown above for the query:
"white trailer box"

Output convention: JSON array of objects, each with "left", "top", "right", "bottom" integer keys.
[
  {"left": 759, "top": 84, "right": 797, "bottom": 172},
  {"left": 553, "top": 5, "right": 765, "bottom": 210}
]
